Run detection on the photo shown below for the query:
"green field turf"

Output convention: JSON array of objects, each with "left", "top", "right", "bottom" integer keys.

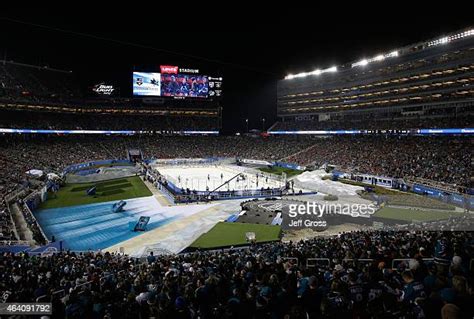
[
  {"left": 190, "top": 222, "right": 281, "bottom": 249},
  {"left": 40, "top": 176, "right": 152, "bottom": 209},
  {"left": 374, "top": 206, "right": 463, "bottom": 222},
  {"left": 259, "top": 166, "right": 302, "bottom": 178}
]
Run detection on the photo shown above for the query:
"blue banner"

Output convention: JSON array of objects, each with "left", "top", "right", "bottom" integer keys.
[
  {"left": 273, "top": 161, "right": 305, "bottom": 171},
  {"left": 268, "top": 128, "right": 473, "bottom": 135},
  {"left": 26, "top": 241, "right": 63, "bottom": 255},
  {"left": 412, "top": 184, "right": 472, "bottom": 209},
  {"left": 0, "top": 128, "right": 219, "bottom": 135}
]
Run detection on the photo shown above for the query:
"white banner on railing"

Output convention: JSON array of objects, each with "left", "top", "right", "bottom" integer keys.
[{"left": 240, "top": 159, "right": 273, "bottom": 166}]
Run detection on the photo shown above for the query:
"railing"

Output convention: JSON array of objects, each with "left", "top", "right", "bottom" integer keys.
[
  {"left": 298, "top": 257, "right": 460, "bottom": 270},
  {"left": 36, "top": 269, "right": 127, "bottom": 302},
  {"left": 306, "top": 258, "right": 330, "bottom": 268},
  {"left": 5, "top": 204, "right": 19, "bottom": 241},
  {"left": 342, "top": 258, "right": 374, "bottom": 266},
  {"left": 22, "top": 203, "right": 49, "bottom": 244},
  {"left": 0, "top": 240, "right": 30, "bottom": 246},
  {"left": 281, "top": 257, "right": 299, "bottom": 265},
  {"left": 391, "top": 258, "right": 434, "bottom": 270}
]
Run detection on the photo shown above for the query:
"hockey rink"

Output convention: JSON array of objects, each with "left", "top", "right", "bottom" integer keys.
[{"left": 153, "top": 165, "right": 284, "bottom": 191}]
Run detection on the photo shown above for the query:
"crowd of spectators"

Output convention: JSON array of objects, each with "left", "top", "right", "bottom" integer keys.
[
  {"left": 1, "top": 110, "right": 472, "bottom": 133},
  {"left": 0, "top": 60, "right": 473, "bottom": 319},
  {"left": 0, "top": 62, "right": 81, "bottom": 103},
  {"left": 0, "top": 134, "right": 472, "bottom": 194},
  {"left": 0, "top": 110, "right": 219, "bottom": 131},
  {"left": 0, "top": 134, "right": 316, "bottom": 213},
  {"left": 392, "top": 215, "right": 474, "bottom": 232},
  {"left": 0, "top": 62, "right": 220, "bottom": 133},
  {"left": 284, "top": 135, "right": 473, "bottom": 189},
  {"left": 271, "top": 115, "right": 473, "bottom": 131},
  {"left": 0, "top": 133, "right": 471, "bottom": 243},
  {"left": 0, "top": 230, "right": 472, "bottom": 318}
]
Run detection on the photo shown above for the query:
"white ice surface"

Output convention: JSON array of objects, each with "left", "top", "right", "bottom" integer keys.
[{"left": 153, "top": 165, "right": 283, "bottom": 191}]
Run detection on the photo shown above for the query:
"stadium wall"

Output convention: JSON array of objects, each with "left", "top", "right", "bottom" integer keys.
[
  {"left": 332, "top": 170, "right": 472, "bottom": 208},
  {"left": 273, "top": 161, "right": 306, "bottom": 171},
  {"left": 412, "top": 184, "right": 473, "bottom": 209}
]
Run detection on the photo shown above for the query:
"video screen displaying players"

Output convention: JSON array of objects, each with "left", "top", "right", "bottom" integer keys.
[
  {"left": 161, "top": 74, "right": 208, "bottom": 98},
  {"left": 133, "top": 72, "right": 210, "bottom": 98},
  {"left": 132, "top": 72, "right": 161, "bottom": 96}
]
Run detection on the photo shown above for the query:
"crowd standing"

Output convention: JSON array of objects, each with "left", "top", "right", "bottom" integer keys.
[
  {"left": 284, "top": 135, "right": 473, "bottom": 189},
  {"left": 0, "top": 230, "right": 473, "bottom": 318}
]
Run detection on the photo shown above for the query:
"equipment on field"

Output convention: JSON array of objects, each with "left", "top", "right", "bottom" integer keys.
[
  {"left": 86, "top": 186, "right": 97, "bottom": 196},
  {"left": 112, "top": 200, "right": 127, "bottom": 213},
  {"left": 130, "top": 216, "right": 150, "bottom": 232}
]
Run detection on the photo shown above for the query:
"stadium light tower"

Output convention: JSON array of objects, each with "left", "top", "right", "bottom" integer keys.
[
  {"left": 245, "top": 118, "right": 249, "bottom": 133},
  {"left": 262, "top": 118, "right": 266, "bottom": 131}
]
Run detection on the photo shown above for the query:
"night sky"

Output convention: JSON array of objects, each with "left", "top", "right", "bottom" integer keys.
[{"left": 1, "top": 12, "right": 472, "bottom": 133}]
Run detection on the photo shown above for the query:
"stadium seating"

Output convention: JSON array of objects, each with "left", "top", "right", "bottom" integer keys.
[
  {"left": 0, "top": 109, "right": 219, "bottom": 131},
  {"left": 0, "top": 229, "right": 473, "bottom": 318},
  {"left": 0, "top": 29, "right": 473, "bottom": 319},
  {"left": 270, "top": 115, "right": 474, "bottom": 131}
]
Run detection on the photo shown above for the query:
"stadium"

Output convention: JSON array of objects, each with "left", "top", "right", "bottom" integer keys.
[{"left": 0, "top": 16, "right": 473, "bottom": 319}]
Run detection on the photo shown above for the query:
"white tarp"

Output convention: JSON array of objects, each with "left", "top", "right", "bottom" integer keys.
[
  {"left": 47, "top": 173, "right": 60, "bottom": 180},
  {"left": 293, "top": 169, "right": 364, "bottom": 196},
  {"left": 26, "top": 169, "right": 44, "bottom": 178}
]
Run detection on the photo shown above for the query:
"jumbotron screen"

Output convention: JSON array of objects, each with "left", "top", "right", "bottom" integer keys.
[{"left": 133, "top": 65, "right": 222, "bottom": 99}]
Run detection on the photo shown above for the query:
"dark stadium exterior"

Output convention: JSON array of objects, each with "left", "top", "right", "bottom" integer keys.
[{"left": 275, "top": 28, "right": 474, "bottom": 131}]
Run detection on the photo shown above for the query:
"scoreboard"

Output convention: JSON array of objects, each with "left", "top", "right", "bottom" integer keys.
[{"left": 133, "top": 65, "right": 223, "bottom": 99}]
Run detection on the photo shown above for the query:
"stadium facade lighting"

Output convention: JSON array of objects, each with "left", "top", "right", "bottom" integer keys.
[
  {"left": 285, "top": 27, "right": 473, "bottom": 79},
  {"left": 285, "top": 66, "right": 337, "bottom": 80},
  {"left": 351, "top": 59, "right": 369, "bottom": 67},
  {"left": 427, "top": 29, "right": 474, "bottom": 47},
  {"left": 351, "top": 51, "right": 398, "bottom": 68}
]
